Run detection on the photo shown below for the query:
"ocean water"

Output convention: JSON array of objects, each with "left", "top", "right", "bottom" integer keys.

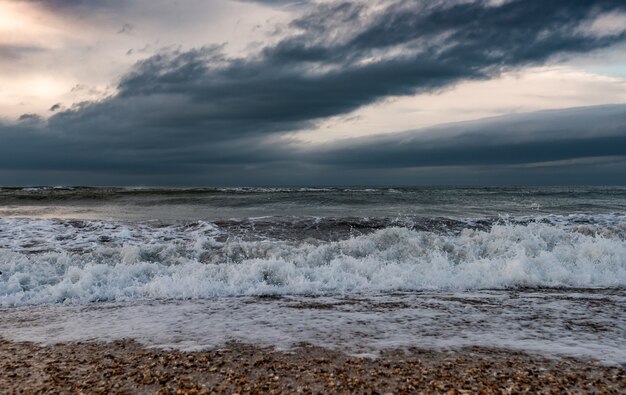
[{"left": 1, "top": 187, "right": 625, "bottom": 363}]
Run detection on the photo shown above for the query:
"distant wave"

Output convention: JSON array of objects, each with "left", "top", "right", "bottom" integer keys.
[
  {"left": 3, "top": 186, "right": 626, "bottom": 200},
  {"left": 1, "top": 215, "right": 625, "bottom": 306},
  {"left": 0, "top": 186, "right": 391, "bottom": 203}
]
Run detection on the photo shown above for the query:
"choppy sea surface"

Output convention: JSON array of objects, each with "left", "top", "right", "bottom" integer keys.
[{"left": 1, "top": 186, "right": 625, "bottom": 364}]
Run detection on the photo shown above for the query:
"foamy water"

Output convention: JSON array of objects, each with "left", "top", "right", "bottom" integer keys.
[
  {"left": 1, "top": 217, "right": 625, "bottom": 306},
  {"left": 1, "top": 187, "right": 625, "bottom": 364}
]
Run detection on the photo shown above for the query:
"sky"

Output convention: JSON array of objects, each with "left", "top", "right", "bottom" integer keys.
[{"left": 1, "top": 0, "right": 626, "bottom": 186}]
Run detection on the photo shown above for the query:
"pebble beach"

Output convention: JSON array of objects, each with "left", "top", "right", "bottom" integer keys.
[{"left": 1, "top": 338, "right": 624, "bottom": 394}]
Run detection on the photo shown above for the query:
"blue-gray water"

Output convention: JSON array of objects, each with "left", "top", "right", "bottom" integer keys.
[
  {"left": 1, "top": 186, "right": 625, "bottom": 363},
  {"left": 2, "top": 186, "right": 625, "bottom": 221}
]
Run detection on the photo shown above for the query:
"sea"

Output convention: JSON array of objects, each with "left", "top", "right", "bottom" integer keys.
[{"left": 0, "top": 186, "right": 625, "bottom": 364}]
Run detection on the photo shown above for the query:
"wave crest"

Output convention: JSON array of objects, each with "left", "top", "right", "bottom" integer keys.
[{"left": 1, "top": 218, "right": 625, "bottom": 306}]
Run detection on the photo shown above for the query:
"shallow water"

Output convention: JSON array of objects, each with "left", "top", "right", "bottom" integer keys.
[{"left": 1, "top": 290, "right": 624, "bottom": 364}]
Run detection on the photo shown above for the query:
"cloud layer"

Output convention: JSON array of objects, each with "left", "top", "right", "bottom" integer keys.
[
  {"left": 2, "top": 0, "right": 626, "bottom": 185},
  {"left": 306, "top": 104, "right": 626, "bottom": 167}
]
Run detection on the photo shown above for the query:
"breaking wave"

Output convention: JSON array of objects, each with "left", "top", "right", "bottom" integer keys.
[{"left": 1, "top": 216, "right": 625, "bottom": 306}]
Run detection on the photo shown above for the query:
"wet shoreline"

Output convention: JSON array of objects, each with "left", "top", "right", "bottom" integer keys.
[{"left": 2, "top": 338, "right": 624, "bottom": 394}]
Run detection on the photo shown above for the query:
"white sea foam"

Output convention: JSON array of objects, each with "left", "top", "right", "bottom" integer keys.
[{"left": 1, "top": 217, "right": 625, "bottom": 306}]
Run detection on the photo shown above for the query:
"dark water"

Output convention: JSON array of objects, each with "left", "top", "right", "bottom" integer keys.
[{"left": 1, "top": 186, "right": 625, "bottom": 222}]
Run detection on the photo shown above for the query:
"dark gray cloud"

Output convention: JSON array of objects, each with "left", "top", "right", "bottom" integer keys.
[
  {"left": 16, "top": 113, "right": 44, "bottom": 124},
  {"left": 49, "top": 103, "right": 63, "bottom": 112},
  {"left": 304, "top": 105, "right": 626, "bottom": 168},
  {"left": 1, "top": 0, "right": 626, "bottom": 185},
  {"left": 2, "top": 103, "right": 625, "bottom": 186},
  {"left": 113, "top": 0, "right": 626, "bottom": 137}
]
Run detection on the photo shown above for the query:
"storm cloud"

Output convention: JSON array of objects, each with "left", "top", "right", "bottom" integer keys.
[
  {"left": 1, "top": 0, "right": 626, "bottom": 185},
  {"left": 114, "top": 0, "right": 626, "bottom": 135},
  {"left": 305, "top": 104, "right": 626, "bottom": 167}
]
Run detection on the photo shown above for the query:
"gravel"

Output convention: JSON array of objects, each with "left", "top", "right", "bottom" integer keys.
[{"left": 1, "top": 338, "right": 624, "bottom": 394}]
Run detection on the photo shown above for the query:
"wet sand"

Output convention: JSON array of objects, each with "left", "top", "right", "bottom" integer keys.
[{"left": 1, "top": 338, "right": 624, "bottom": 394}]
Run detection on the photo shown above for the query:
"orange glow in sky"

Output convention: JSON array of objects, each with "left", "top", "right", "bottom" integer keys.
[
  {"left": 0, "top": 2, "right": 26, "bottom": 32},
  {"left": 0, "top": 1, "right": 63, "bottom": 47}
]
